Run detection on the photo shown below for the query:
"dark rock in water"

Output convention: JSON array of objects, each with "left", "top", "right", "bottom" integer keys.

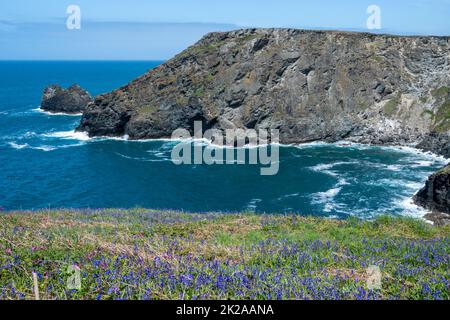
[
  {"left": 77, "top": 28, "right": 450, "bottom": 157},
  {"left": 415, "top": 165, "right": 450, "bottom": 217},
  {"left": 41, "top": 84, "right": 93, "bottom": 114}
]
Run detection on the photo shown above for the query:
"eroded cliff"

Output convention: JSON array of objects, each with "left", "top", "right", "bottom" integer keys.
[{"left": 77, "top": 29, "right": 450, "bottom": 156}]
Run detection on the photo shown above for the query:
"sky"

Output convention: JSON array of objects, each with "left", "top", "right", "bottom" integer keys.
[{"left": 1, "top": 0, "right": 449, "bottom": 60}]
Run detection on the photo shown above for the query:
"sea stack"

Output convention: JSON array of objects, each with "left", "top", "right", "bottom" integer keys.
[{"left": 41, "top": 84, "right": 93, "bottom": 114}]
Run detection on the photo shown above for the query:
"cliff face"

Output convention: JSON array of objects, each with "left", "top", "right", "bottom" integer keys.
[
  {"left": 77, "top": 28, "right": 450, "bottom": 156},
  {"left": 415, "top": 165, "right": 450, "bottom": 216}
]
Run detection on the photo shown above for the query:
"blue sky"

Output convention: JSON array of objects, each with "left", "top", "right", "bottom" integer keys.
[{"left": 1, "top": 0, "right": 449, "bottom": 60}]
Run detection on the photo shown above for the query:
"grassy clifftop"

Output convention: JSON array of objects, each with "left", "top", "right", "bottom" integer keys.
[{"left": 0, "top": 209, "right": 449, "bottom": 300}]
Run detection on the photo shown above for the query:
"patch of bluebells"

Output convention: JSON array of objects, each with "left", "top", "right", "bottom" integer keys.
[{"left": 0, "top": 236, "right": 448, "bottom": 300}]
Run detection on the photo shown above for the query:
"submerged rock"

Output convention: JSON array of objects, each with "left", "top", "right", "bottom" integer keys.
[
  {"left": 41, "top": 84, "right": 92, "bottom": 114},
  {"left": 415, "top": 165, "right": 450, "bottom": 219},
  {"left": 77, "top": 28, "right": 450, "bottom": 157}
]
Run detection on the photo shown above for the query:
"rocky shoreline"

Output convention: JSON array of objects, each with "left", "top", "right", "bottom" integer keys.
[
  {"left": 76, "top": 29, "right": 450, "bottom": 156},
  {"left": 72, "top": 28, "right": 450, "bottom": 216}
]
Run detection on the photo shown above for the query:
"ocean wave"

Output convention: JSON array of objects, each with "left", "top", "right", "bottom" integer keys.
[
  {"left": 8, "top": 142, "right": 28, "bottom": 150},
  {"left": 246, "top": 198, "right": 262, "bottom": 210},
  {"left": 311, "top": 187, "right": 343, "bottom": 213},
  {"left": 346, "top": 142, "right": 448, "bottom": 163},
  {"left": 309, "top": 161, "right": 358, "bottom": 178},
  {"left": 43, "top": 130, "right": 176, "bottom": 143},
  {"left": 309, "top": 164, "right": 338, "bottom": 178},
  {"left": 55, "top": 133, "right": 287, "bottom": 150},
  {"left": 277, "top": 193, "right": 300, "bottom": 201},
  {"left": 295, "top": 141, "right": 448, "bottom": 163},
  {"left": 37, "top": 131, "right": 449, "bottom": 167},
  {"left": 42, "top": 130, "right": 91, "bottom": 141},
  {"left": 309, "top": 166, "right": 352, "bottom": 213},
  {"left": 146, "top": 149, "right": 172, "bottom": 157},
  {"left": 1, "top": 131, "right": 38, "bottom": 142},
  {"left": 115, "top": 152, "right": 171, "bottom": 162},
  {"left": 8, "top": 142, "right": 56, "bottom": 152},
  {"left": 381, "top": 146, "right": 448, "bottom": 163},
  {"left": 364, "top": 160, "right": 439, "bottom": 173},
  {"left": 33, "top": 107, "right": 82, "bottom": 117},
  {"left": 386, "top": 164, "right": 404, "bottom": 171},
  {"left": 396, "top": 197, "right": 429, "bottom": 219},
  {"left": 33, "top": 145, "right": 57, "bottom": 152},
  {"left": 295, "top": 141, "right": 328, "bottom": 149},
  {"left": 365, "top": 178, "right": 423, "bottom": 191},
  {"left": 410, "top": 160, "right": 435, "bottom": 167},
  {"left": 184, "top": 138, "right": 278, "bottom": 150}
]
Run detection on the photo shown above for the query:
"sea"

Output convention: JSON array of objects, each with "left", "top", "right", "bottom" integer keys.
[{"left": 0, "top": 61, "right": 447, "bottom": 219}]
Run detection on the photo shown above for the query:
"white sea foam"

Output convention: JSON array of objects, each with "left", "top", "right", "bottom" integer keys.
[
  {"left": 147, "top": 149, "right": 171, "bottom": 156},
  {"left": 396, "top": 197, "right": 429, "bottom": 218},
  {"left": 310, "top": 163, "right": 335, "bottom": 171},
  {"left": 277, "top": 193, "right": 300, "bottom": 201},
  {"left": 411, "top": 160, "right": 434, "bottom": 168},
  {"left": 44, "top": 131, "right": 187, "bottom": 143},
  {"left": 295, "top": 141, "right": 328, "bottom": 149},
  {"left": 367, "top": 178, "right": 428, "bottom": 193},
  {"left": 337, "top": 178, "right": 350, "bottom": 186},
  {"left": 311, "top": 161, "right": 358, "bottom": 171},
  {"left": 386, "top": 164, "right": 404, "bottom": 171},
  {"left": 309, "top": 164, "right": 339, "bottom": 178},
  {"left": 33, "top": 145, "right": 57, "bottom": 152},
  {"left": 23, "top": 131, "right": 38, "bottom": 138},
  {"left": 8, "top": 142, "right": 28, "bottom": 150},
  {"left": 404, "top": 181, "right": 426, "bottom": 191},
  {"left": 376, "top": 145, "right": 448, "bottom": 165},
  {"left": 296, "top": 140, "right": 448, "bottom": 164},
  {"left": 33, "top": 107, "right": 82, "bottom": 117},
  {"left": 115, "top": 152, "right": 171, "bottom": 162},
  {"left": 311, "top": 187, "right": 343, "bottom": 213},
  {"left": 154, "top": 152, "right": 166, "bottom": 158},
  {"left": 8, "top": 142, "right": 57, "bottom": 152},
  {"left": 246, "top": 198, "right": 262, "bottom": 210},
  {"left": 6, "top": 131, "right": 39, "bottom": 142},
  {"left": 366, "top": 178, "right": 406, "bottom": 188},
  {"left": 43, "top": 130, "right": 91, "bottom": 141},
  {"left": 309, "top": 161, "right": 358, "bottom": 178}
]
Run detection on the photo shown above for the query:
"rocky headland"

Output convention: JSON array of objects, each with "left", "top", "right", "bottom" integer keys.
[
  {"left": 74, "top": 28, "right": 449, "bottom": 216},
  {"left": 41, "top": 84, "right": 92, "bottom": 114}
]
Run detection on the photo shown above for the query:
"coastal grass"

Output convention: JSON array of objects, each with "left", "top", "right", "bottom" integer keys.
[{"left": 0, "top": 209, "right": 449, "bottom": 300}]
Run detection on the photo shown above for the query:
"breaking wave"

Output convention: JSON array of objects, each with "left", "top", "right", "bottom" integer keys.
[{"left": 33, "top": 107, "right": 82, "bottom": 116}]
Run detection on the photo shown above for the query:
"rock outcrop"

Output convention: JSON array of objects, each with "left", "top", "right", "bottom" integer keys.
[
  {"left": 414, "top": 165, "right": 450, "bottom": 219},
  {"left": 77, "top": 28, "right": 450, "bottom": 156},
  {"left": 41, "top": 84, "right": 93, "bottom": 114}
]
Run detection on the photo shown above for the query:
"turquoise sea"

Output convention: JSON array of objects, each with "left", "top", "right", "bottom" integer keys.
[{"left": 0, "top": 61, "right": 447, "bottom": 218}]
